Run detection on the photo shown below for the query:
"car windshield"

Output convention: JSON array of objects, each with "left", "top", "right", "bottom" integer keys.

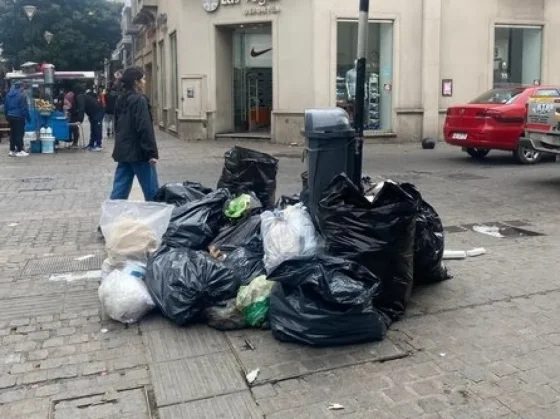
[{"left": 470, "top": 88, "right": 526, "bottom": 105}]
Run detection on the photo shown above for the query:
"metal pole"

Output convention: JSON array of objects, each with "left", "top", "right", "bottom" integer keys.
[{"left": 353, "top": 0, "right": 369, "bottom": 188}]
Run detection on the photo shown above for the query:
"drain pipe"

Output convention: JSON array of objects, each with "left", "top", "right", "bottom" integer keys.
[{"left": 352, "top": 0, "right": 369, "bottom": 188}]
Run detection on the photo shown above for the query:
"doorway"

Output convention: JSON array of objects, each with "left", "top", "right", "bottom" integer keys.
[{"left": 232, "top": 24, "right": 273, "bottom": 133}]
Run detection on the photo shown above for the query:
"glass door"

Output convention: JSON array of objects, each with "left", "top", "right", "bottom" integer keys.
[
  {"left": 233, "top": 25, "right": 272, "bottom": 133},
  {"left": 233, "top": 31, "right": 248, "bottom": 131}
]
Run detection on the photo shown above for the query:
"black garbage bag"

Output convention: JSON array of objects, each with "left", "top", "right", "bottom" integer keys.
[
  {"left": 154, "top": 181, "right": 213, "bottom": 206},
  {"left": 276, "top": 194, "right": 300, "bottom": 209},
  {"left": 400, "top": 184, "right": 450, "bottom": 286},
  {"left": 211, "top": 214, "right": 262, "bottom": 251},
  {"left": 224, "top": 246, "right": 265, "bottom": 285},
  {"left": 317, "top": 174, "right": 418, "bottom": 322},
  {"left": 209, "top": 215, "right": 265, "bottom": 284},
  {"left": 268, "top": 255, "right": 389, "bottom": 347},
  {"left": 217, "top": 146, "right": 279, "bottom": 209},
  {"left": 145, "top": 247, "right": 241, "bottom": 326},
  {"left": 300, "top": 171, "right": 309, "bottom": 207},
  {"left": 163, "top": 189, "right": 230, "bottom": 249}
]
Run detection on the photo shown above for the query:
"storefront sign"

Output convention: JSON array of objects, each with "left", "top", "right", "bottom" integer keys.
[{"left": 202, "top": 0, "right": 280, "bottom": 15}]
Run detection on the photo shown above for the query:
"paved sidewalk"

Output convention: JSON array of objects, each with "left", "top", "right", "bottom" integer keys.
[{"left": 0, "top": 131, "right": 559, "bottom": 418}]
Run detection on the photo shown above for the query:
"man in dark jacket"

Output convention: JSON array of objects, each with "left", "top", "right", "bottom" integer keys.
[
  {"left": 4, "top": 81, "right": 30, "bottom": 157},
  {"left": 109, "top": 67, "right": 159, "bottom": 201},
  {"left": 104, "top": 86, "right": 118, "bottom": 137},
  {"left": 76, "top": 89, "right": 104, "bottom": 151}
]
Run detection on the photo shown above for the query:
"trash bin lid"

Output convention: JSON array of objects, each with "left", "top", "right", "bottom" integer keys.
[{"left": 304, "top": 108, "right": 354, "bottom": 137}]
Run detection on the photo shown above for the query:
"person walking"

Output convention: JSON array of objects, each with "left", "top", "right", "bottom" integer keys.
[
  {"left": 4, "top": 81, "right": 30, "bottom": 157},
  {"left": 104, "top": 85, "right": 118, "bottom": 138},
  {"left": 76, "top": 88, "right": 104, "bottom": 151},
  {"left": 109, "top": 67, "right": 159, "bottom": 201}
]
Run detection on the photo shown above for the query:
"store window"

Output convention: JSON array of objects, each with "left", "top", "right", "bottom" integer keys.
[
  {"left": 169, "top": 32, "right": 178, "bottom": 128},
  {"left": 336, "top": 21, "right": 393, "bottom": 132},
  {"left": 493, "top": 26, "right": 542, "bottom": 88}
]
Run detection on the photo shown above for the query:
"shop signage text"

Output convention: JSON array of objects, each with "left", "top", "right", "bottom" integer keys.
[
  {"left": 203, "top": 0, "right": 281, "bottom": 15},
  {"left": 245, "top": 0, "right": 280, "bottom": 15}
]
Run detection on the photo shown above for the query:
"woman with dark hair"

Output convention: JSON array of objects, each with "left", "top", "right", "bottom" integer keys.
[{"left": 109, "top": 67, "right": 159, "bottom": 201}]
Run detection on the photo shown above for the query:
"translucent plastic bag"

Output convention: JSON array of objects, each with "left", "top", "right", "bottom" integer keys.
[
  {"left": 100, "top": 200, "right": 173, "bottom": 263},
  {"left": 236, "top": 275, "right": 274, "bottom": 327},
  {"left": 98, "top": 262, "right": 155, "bottom": 324},
  {"left": 204, "top": 299, "right": 246, "bottom": 331},
  {"left": 101, "top": 258, "right": 125, "bottom": 281},
  {"left": 261, "top": 203, "right": 319, "bottom": 273}
]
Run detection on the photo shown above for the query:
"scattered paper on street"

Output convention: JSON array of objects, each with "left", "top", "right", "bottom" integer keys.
[
  {"left": 246, "top": 368, "right": 260, "bottom": 384},
  {"left": 74, "top": 254, "right": 95, "bottom": 261},
  {"left": 49, "top": 270, "right": 101, "bottom": 282},
  {"left": 473, "top": 225, "right": 504, "bottom": 238}
]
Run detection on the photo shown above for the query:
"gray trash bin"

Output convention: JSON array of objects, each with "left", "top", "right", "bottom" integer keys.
[{"left": 303, "top": 108, "right": 355, "bottom": 218}]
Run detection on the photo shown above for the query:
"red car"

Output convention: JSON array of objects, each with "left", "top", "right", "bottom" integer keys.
[{"left": 444, "top": 85, "right": 560, "bottom": 164}]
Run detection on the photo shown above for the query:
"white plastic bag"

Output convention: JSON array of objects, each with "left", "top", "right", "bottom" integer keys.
[
  {"left": 261, "top": 203, "right": 319, "bottom": 273},
  {"left": 98, "top": 262, "right": 155, "bottom": 324},
  {"left": 101, "top": 258, "right": 125, "bottom": 281},
  {"left": 100, "top": 200, "right": 173, "bottom": 263}
]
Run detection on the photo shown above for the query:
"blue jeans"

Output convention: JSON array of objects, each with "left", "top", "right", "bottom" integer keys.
[
  {"left": 88, "top": 114, "right": 103, "bottom": 148},
  {"left": 110, "top": 162, "right": 159, "bottom": 201}
]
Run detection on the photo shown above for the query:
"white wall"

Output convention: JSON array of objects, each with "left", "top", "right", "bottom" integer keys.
[{"left": 150, "top": 0, "right": 560, "bottom": 142}]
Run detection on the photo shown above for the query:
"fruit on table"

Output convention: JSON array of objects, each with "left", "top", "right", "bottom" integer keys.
[{"left": 35, "top": 99, "right": 53, "bottom": 111}]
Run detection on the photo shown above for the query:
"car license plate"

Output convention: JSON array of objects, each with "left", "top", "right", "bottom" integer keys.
[{"left": 452, "top": 133, "right": 467, "bottom": 140}]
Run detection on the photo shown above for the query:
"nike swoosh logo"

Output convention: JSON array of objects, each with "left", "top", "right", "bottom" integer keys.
[{"left": 250, "top": 47, "right": 272, "bottom": 57}]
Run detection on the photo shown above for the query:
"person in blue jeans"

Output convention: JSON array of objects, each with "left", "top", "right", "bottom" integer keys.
[{"left": 109, "top": 67, "right": 159, "bottom": 201}]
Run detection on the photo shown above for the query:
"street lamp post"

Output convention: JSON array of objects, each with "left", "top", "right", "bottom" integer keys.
[
  {"left": 23, "top": 5, "right": 36, "bottom": 21},
  {"left": 44, "top": 31, "right": 53, "bottom": 44},
  {"left": 352, "top": 0, "right": 370, "bottom": 188}
]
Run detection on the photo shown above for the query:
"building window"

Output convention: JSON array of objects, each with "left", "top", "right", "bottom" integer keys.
[
  {"left": 336, "top": 21, "right": 394, "bottom": 132},
  {"left": 158, "top": 40, "right": 166, "bottom": 109},
  {"left": 169, "top": 32, "right": 179, "bottom": 119},
  {"left": 493, "top": 26, "right": 542, "bottom": 88}
]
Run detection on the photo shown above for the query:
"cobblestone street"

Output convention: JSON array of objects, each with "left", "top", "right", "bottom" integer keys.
[{"left": 1, "top": 131, "right": 560, "bottom": 419}]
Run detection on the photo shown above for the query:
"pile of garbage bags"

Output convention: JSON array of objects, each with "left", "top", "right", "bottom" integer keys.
[{"left": 98, "top": 146, "right": 450, "bottom": 347}]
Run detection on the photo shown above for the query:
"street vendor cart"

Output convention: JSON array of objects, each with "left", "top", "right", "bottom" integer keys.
[{"left": 5, "top": 63, "right": 97, "bottom": 152}]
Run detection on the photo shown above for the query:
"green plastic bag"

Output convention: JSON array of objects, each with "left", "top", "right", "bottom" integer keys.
[
  {"left": 236, "top": 275, "right": 274, "bottom": 327},
  {"left": 224, "top": 194, "right": 261, "bottom": 219}
]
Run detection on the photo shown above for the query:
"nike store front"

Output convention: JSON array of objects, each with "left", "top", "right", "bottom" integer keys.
[
  {"left": 148, "top": 0, "right": 560, "bottom": 143},
  {"left": 152, "top": 0, "right": 403, "bottom": 143}
]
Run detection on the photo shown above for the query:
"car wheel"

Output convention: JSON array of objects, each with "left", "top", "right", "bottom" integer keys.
[
  {"left": 514, "top": 144, "right": 541, "bottom": 165},
  {"left": 466, "top": 148, "right": 490, "bottom": 160}
]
